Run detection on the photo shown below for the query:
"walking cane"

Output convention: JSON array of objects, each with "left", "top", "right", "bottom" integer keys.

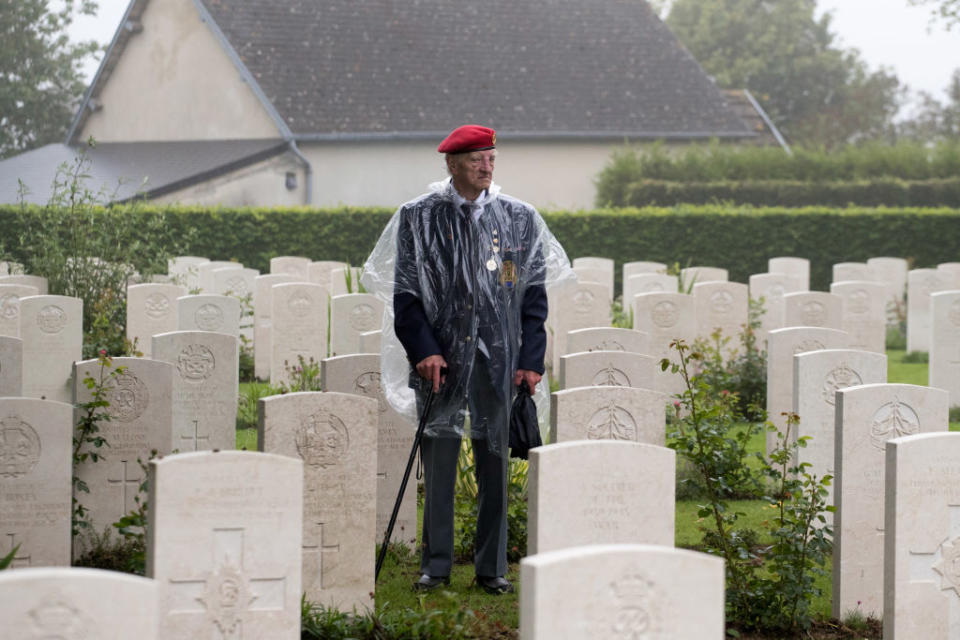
[{"left": 375, "top": 367, "right": 446, "bottom": 582}]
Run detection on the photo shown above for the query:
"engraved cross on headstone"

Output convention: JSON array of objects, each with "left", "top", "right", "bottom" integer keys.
[
  {"left": 4, "top": 532, "right": 31, "bottom": 568},
  {"left": 107, "top": 459, "right": 140, "bottom": 516},
  {"left": 168, "top": 527, "right": 286, "bottom": 640},
  {"left": 302, "top": 521, "right": 340, "bottom": 591},
  {"left": 181, "top": 419, "right": 211, "bottom": 451},
  {"left": 908, "top": 504, "right": 960, "bottom": 638}
]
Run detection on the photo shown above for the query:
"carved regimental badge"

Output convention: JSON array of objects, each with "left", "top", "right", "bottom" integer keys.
[
  {"left": 933, "top": 536, "right": 960, "bottom": 598},
  {"left": 0, "top": 293, "right": 19, "bottom": 320},
  {"left": 800, "top": 301, "right": 827, "bottom": 326},
  {"left": 349, "top": 304, "right": 377, "bottom": 331},
  {"left": 608, "top": 573, "right": 658, "bottom": 639},
  {"left": 767, "top": 284, "right": 786, "bottom": 301},
  {"left": 0, "top": 414, "right": 41, "bottom": 478},
  {"left": 793, "top": 339, "right": 825, "bottom": 355},
  {"left": 869, "top": 397, "right": 920, "bottom": 451},
  {"left": 199, "top": 561, "right": 254, "bottom": 636},
  {"left": 587, "top": 403, "right": 637, "bottom": 441},
  {"left": 144, "top": 293, "right": 171, "bottom": 318},
  {"left": 590, "top": 340, "right": 625, "bottom": 352},
  {"left": 288, "top": 291, "right": 313, "bottom": 318},
  {"left": 177, "top": 344, "right": 216, "bottom": 382},
  {"left": 651, "top": 301, "right": 678, "bottom": 328},
  {"left": 354, "top": 372, "right": 386, "bottom": 413},
  {"left": 195, "top": 304, "right": 224, "bottom": 331},
  {"left": 710, "top": 290, "right": 734, "bottom": 315},
  {"left": 37, "top": 305, "right": 66, "bottom": 334},
  {"left": 105, "top": 370, "right": 149, "bottom": 422},
  {"left": 592, "top": 365, "right": 630, "bottom": 387},
  {"left": 574, "top": 290, "right": 596, "bottom": 314},
  {"left": 821, "top": 363, "right": 862, "bottom": 406},
  {"left": 225, "top": 275, "right": 249, "bottom": 298},
  {"left": 296, "top": 408, "right": 349, "bottom": 468},
  {"left": 641, "top": 282, "right": 664, "bottom": 293},
  {"left": 847, "top": 289, "right": 870, "bottom": 314},
  {"left": 28, "top": 599, "right": 94, "bottom": 639}
]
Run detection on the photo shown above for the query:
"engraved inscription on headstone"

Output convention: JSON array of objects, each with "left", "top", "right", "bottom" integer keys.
[
  {"left": 821, "top": 364, "right": 863, "bottom": 405},
  {"left": 870, "top": 398, "right": 920, "bottom": 450},
  {"left": 587, "top": 404, "right": 637, "bottom": 441},
  {"left": 0, "top": 415, "right": 41, "bottom": 478},
  {"left": 295, "top": 409, "right": 350, "bottom": 469},
  {"left": 652, "top": 301, "right": 678, "bottom": 328}
]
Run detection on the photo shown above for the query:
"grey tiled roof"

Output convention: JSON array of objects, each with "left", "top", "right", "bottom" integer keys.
[
  {"left": 0, "top": 139, "right": 287, "bottom": 205},
  {"left": 202, "top": 0, "right": 752, "bottom": 139}
]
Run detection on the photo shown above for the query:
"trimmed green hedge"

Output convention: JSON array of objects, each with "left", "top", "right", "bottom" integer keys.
[
  {"left": 2, "top": 204, "right": 959, "bottom": 293},
  {"left": 623, "top": 178, "right": 960, "bottom": 208}
]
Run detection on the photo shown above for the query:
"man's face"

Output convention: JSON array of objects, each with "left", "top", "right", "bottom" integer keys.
[{"left": 450, "top": 149, "right": 496, "bottom": 195}]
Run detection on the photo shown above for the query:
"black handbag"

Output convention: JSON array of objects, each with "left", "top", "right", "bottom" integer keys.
[{"left": 509, "top": 380, "right": 542, "bottom": 459}]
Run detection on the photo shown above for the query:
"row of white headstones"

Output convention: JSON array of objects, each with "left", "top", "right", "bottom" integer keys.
[{"left": 2, "top": 253, "right": 960, "bottom": 638}]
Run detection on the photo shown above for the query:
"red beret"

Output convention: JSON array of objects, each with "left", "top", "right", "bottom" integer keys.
[{"left": 437, "top": 125, "right": 497, "bottom": 154}]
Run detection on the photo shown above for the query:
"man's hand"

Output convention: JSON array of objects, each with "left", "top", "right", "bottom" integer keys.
[
  {"left": 514, "top": 369, "right": 542, "bottom": 394},
  {"left": 416, "top": 354, "right": 448, "bottom": 393}
]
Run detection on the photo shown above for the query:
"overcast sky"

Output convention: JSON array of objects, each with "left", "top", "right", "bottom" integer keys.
[{"left": 70, "top": 0, "right": 958, "bottom": 114}]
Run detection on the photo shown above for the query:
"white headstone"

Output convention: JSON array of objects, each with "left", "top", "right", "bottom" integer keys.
[
  {"left": 566, "top": 327, "right": 649, "bottom": 357},
  {"left": 693, "top": 281, "right": 748, "bottom": 352},
  {"left": 520, "top": 544, "right": 724, "bottom": 640},
  {"left": 792, "top": 349, "right": 887, "bottom": 522},
  {"left": 769, "top": 256, "right": 810, "bottom": 291},
  {"left": 322, "top": 354, "right": 416, "bottom": 550},
  {"left": 0, "top": 275, "right": 48, "bottom": 295},
  {"left": 152, "top": 331, "right": 238, "bottom": 452},
  {"left": 550, "top": 282, "right": 612, "bottom": 372},
  {"left": 529, "top": 441, "right": 675, "bottom": 554},
  {"left": 0, "top": 398, "right": 72, "bottom": 568},
  {"left": 559, "top": 351, "right": 655, "bottom": 391},
  {"left": 623, "top": 261, "right": 667, "bottom": 282},
  {"left": 309, "top": 260, "right": 348, "bottom": 289},
  {"left": 19, "top": 295, "right": 82, "bottom": 403},
  {"left": 213, "top": 266, "right": 259, "bottom": 300},
  {"left": 632, "top": 292, "right": 695, "bottom": 396},
  {"left": 783, "top": 291, "right": 843, "bottom": 330},
  {"left": 765, "top": 326, "right": 849, "bottom": 454},
  {"left": 270, "top": 256, "right": 311, "bottom": 280},
  {"left": 830, "top": 280, "right": 887, "bottom": 354},
  {"left": 867, "top": 257, "right": 908, "bottom": 316},
  {"left": 177, "top": 294, "right": 241, "bottom": 337},
  {"left": 0, "top": 336, "right": 22, "bottom": 395},
  {"left": 0, "top": 568, "right": 158, "bottom": 639},
  {"left": 271, "top": 283, "right": 328, "bottom": 386},
  {"left": 72, "top": 357, "right": 175, "bottom": 538},
  {"left": 359, "top": 330, "right": 382, "bottom": 353},
  {"left": 883, "top": 432, "right": 960, "bottom": 640},
  {"left": 147, "top": 451, "right": 302, "bottom": 640},
  {"left": 908, "top": 268, "right": 950, "bottom": 353},
  {"left": 624, "top": 273, "right": 678, "bottom": 310},
  {"left": 833, "top": 384, "right": 948, "bottom": 619},
  {"left": 258, "top": 392, "right": 377, "bottom": 610},
  {"left": 832, "top": 262, "right": 873, "bottom": 283},
  {"left": 572, "top": 256, "right": 615, "bottom": 272},
  {"left": 930, "top": 290, "right": 960, "bottom": 407},
  {"left": 550, "top": 386, "right": 666, "bottom": 444},
  {"left": 0, "top": 283, "right": 39, "bottom": 337},
  {"left": 572, "top": 266, "right": 613, "bottom": 298},
  {"left": 196, "top": 261, "right": 240, "bottom": 292},
  {"left": 167, "top": 256, "right": 209, "bottom": 291},
  {"left": 749, "top": 272, "right": 803, "bottom": 347},
  {"left": 253, "top": 274, "right": 298, "bottom": 380},
  {"left": 329, "top": 294, "right": 384, "bottom": 357},
  {"left": 126, "top": 283, "right": 186, "bottom": 358},
  {"left": 680, "top": 266, "right": 727, "bottom": 287},
  {"left": 328, "top": 266, "right": 362, "bottom": 297}
]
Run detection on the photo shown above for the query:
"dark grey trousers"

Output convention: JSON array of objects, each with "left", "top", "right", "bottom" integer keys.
[{"left": 419, "top": 366, "right": 509, "bottom": 578}]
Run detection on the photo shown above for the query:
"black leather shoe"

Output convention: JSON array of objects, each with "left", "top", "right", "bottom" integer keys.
[
  {"left": 412, "top": 574, "right": 450, "bottom": 591},
  {"left": 477, "top": 575, "right": 514, "bottom": 595}
]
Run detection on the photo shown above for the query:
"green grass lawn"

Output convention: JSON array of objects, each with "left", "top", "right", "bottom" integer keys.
[{"left": 239, "top": 348, "right": 943, "bottom": 635}]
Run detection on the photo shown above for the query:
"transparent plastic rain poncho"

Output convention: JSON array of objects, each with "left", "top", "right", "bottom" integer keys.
[{"left": 362, "top": 178, "right": 574, "bottom": 452}]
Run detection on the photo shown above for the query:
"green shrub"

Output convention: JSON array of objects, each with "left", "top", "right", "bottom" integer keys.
[
  {"left": 620, "top": 177, "right": 960, "bottom": 208},
  {"left": 4, "top": 203, "right": 960, "bottom": 294}
]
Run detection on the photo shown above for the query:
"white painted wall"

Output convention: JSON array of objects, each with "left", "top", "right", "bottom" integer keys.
[
  {"left": 154, "top": 152, "right": 305, "bottom": 207},
  {"left": 81, "top": 0, "right": 280, "bottom": 142}
]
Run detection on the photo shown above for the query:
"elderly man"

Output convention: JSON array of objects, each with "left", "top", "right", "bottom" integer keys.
[{"left": 363, "top": 124, "right": 570, "bottom": 594}]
